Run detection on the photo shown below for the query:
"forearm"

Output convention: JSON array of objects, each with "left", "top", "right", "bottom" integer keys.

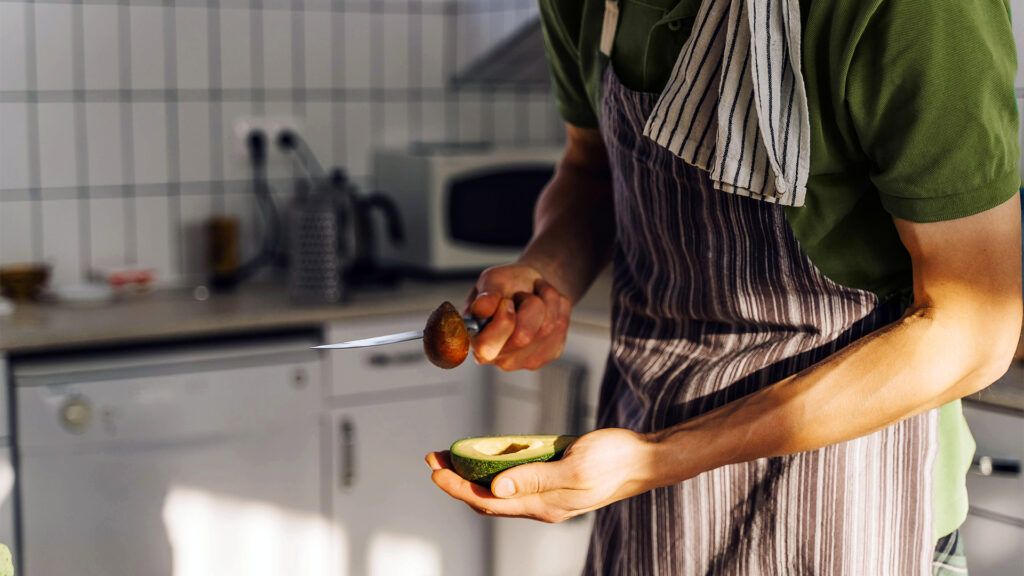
[
  {"left": 518, "top": 128, "right": 615, "bottom": 303},
  {"left": 645, "top": 300, "right": 1022, "bottom": 487}
]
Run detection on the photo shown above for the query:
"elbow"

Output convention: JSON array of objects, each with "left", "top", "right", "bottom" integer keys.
[{"left": 963, "top": 303, "right": 1022, "bottom": 396}]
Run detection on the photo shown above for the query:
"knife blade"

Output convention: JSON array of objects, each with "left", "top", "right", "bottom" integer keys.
[{"left": 314, "top": 317, "right": 486, "bottom": 350}]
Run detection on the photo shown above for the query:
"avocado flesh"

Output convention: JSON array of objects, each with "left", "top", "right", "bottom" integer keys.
[{"left": 449, "top": 435, "right": 575, "bottom": 487}]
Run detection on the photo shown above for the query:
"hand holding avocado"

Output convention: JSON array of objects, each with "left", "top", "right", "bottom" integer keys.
[
  {"left": 426, "top": 428, "right": 657, "bottom": 524},
  {"left": 464, "top": 262, "right": 572, "bottom": 371}
]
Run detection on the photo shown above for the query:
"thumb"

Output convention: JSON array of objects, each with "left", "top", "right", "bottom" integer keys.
[{"left": 491, "top": 460, "right": 570, "bottom": 499}]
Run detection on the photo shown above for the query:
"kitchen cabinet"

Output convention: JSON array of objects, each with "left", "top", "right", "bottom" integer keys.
[
  {"left": 325, "top": 313, "right": 487, "bottom": 576},
  {"left": 14, "top": 336, "right": 327, "bottom": 576},
  {"left": 325, "top": 316, "right": 480, "bottom": 398},
  {"left": 491, "top": 325, "right": 610, "bottom": 576},
  {"left": 327, "top": 393, "right": 486, "bottom": 576},
  {"left": 961, "top": 402, "right": 1024, "bottom": 576}
]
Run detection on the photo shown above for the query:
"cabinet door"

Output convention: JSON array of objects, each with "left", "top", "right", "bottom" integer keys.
[
  {"left": 491, "top": 326, "right": 610, "bottom": 576},
  {"left": 326, "top": 316, "right": 480, "bottom": 397},
  {"left": 330, "top": 395, "right": 485, "bottom": 576},
  {"left": 18, "top": 355, "right": 327, "bottom": 576}
]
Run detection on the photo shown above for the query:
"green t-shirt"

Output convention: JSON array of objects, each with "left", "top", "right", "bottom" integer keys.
[{"left": 539, "top": 0, "right": 1021, "bottom": 541}]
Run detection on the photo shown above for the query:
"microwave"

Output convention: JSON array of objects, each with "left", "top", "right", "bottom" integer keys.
[{"left": 374, "top": 145, "right": 563, "bottom": 276}]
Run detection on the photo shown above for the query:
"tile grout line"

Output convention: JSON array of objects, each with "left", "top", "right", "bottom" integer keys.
[
  {"left": 72, "top": 0, "right": 92, "bottom": 278},
  {"left": 408, "top": 0, "right": 421, "bottom": 144},
  {"left": 443, "top": 0, "right": 457, "bottom": 142},
  {"left": 164, "top": 0, "right": 183, "bottom": 276},
  {"left": 117, "top": 0, "right": 138, "bottom": 264},
  {"left": 370, "top": 0, "right": 384, "bottom": 183},
  {"left": 24, "top": 1, "right": 43, "bottom": 261},
  {"left": 291, "top": 0, "right": 305, "bottom": 118},
  {"left": 208, "top": 0, "right": 225, "bottom": 213},
  {"left": 331, "top": 1, "right": 345, "bottom": 169},
  {"left": 250, "top": 0, "right": 264, "bottom": 116}
]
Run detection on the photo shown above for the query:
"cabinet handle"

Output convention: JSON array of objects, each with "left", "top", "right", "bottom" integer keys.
[
  {"left": 339, "top": 418, "right": 356, "bottom": 489},
  {"left": 970, "top": 456, "right": 1021, "bottom": 478},
  {"left": 367, "top": 351, "right": 425, "bottom": 367}
]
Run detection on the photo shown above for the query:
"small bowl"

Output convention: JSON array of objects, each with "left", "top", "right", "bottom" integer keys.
[{"left": 0, "top": 262, "right": 51, "bottom": 301}]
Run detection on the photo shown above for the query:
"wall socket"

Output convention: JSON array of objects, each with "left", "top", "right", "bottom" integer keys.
[{"left": 232, "top": 115, "right": 303, "bottom": 158}]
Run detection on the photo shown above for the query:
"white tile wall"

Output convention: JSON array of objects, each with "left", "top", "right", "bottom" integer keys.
[
  {"left": 304, "top": 11, "right": 334, "bottom": 89},
  {"left": 0, "top": 3, "right": 28, "bottom": 92},
  {"left": 262, "top": 10, "right": 293, "bottom": 89},
  {"left": 418, "top": 99, "right": 448, "bottom": 143},
  {"left": 342, "top": 11, "right": 371, "bottom": 89},
  {"left": 175, "top": 7, "right": 210, "bottom": 91},
  {"left": 131, "top": 102, "right": 169, "bottom": 184},
  {"left": 129, "top": 6, "right": 167, "bottom": 90},
  {"left": 382, "top": 13, "right": 410, "bottom": 89},
  {"left": 303, "top": 102, "right": 335, "bottom": 167},
  {"left": 37, "top": 103, "right": 78, "bottom": 189},
  {"left": 220, "top": 100, "right": 254, "bottom": 181},
  {"left": 220, "top": 8, "right": 252, "bottom": 89},
  {"left": 88, "top": 196, "right": 127, "bottom": 269},
  {"left": 178, "top": 193, "right": 213, "bottom": 280},
  {"left": 0, "top": 103, "right": 30, "bottom": 191},
  {"left": 0, "top": 0, "right": 558, "bottom": 285},
  {"left": 41, "top": 198, "right": 82, "bottom": 284},
  {"left": 85, "top": 103, "right": 124, "bottom": 187},
  {"left": 34, "top": 4, "right": 74, "bottom": 91},
  {"left": 134, "top": 194, "right": 173, "bottom": 280},
  {"left": 178, "top": 102, "right": 214, "bottom": 183},
  {"left": 82, "top": 4, "right": 120, "bottom": 91},
  {"left": 382, "top": 101, "right": 411, "bottom": 147},
  {"left": 342, "top": 100, "right": 373, "bottom": 172},
  {"left": 0, "top": 201, "right": 33, "bottom": 264},
  {"left": 419, "top": 14, "right": 447, "bottom": 89}
]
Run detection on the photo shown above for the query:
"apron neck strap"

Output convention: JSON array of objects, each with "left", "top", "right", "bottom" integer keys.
[{"left": 600, "top": 0, "right": 620, "bottom": 57}]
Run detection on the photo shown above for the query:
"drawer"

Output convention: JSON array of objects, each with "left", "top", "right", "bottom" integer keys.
[
  {"left": 325, "top": 315, "right": 477, "bottom": 396},
  {"left": 963, "top": 405, "right": 1024, "bottom": 521}
]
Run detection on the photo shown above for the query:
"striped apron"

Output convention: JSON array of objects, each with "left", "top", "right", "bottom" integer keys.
[{"left": 583, "top": 66, "right": 940, "bottom": 575}]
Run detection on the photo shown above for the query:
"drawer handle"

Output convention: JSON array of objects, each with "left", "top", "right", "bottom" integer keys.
[
  {"left": 970, "top": 456, "right": 1020, "bottom": 478},
  {"left": 367, "top": 351, "right": 425, "bottom": 367},
  {"left": 339, "top": 418, "right": 356, "bottom": 490}
]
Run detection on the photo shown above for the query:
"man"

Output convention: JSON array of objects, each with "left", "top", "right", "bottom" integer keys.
[{"left": 426, "top": 0, "right": 1021, "bottom": 573}]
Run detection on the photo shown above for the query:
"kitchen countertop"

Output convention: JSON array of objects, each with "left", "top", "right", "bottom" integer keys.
[
  {"left": 0, "top": 277, "right": 612, "bottom": 355},
  {"left": 1, "top": 275, "right": 1019, "bottom": 415}
]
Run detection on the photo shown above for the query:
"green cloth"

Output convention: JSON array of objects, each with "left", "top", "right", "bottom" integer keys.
[{"left": 538, "top": 0, "right": 1021, "bottom": 541}]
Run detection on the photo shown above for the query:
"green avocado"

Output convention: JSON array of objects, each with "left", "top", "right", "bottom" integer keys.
[{"left": 449, "top": 434, "right": 576, "bottom": 487}]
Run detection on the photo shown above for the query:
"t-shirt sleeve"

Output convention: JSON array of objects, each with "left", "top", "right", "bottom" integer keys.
[
  {"left": 538, "top": 0, "right": 600, "bottom": 128},
  {"left": 846, "top": 0, "right": 1021, "bottom": 223}
]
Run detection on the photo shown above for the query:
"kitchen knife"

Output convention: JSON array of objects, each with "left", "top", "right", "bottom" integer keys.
[{"left": 314, "top": 317, "right": 487, "bottom": 350}]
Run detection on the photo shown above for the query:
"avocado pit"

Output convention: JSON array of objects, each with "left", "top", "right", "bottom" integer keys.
[{"left": 423, "top": 301, "right": 470, "bottom": 369}]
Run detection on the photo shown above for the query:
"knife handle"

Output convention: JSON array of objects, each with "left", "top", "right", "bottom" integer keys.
[{"left": 463, "top": 316, "right": 490, "bottom": 334}]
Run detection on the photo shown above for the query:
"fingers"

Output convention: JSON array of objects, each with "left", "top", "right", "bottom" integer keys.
[
  {"left": 472, "top": 298, "right": 516, "bottom": 363},
  {"left": 468, "top": 291, "right": 502, "bottom": 320},
  {"left": 491, "top": 459, "right": 572, "bottom": 499},
  {"left": 429, "top": 467, "right": 531, "bottom": 516},
  {"left": 425, "top": 450, "right": 451, "bottom": 471},
  {"left": 509, "top": 293, "right": 546, "bottom": 348},
  {"left": 535, "top": 280, "right": 567, "bottom": 339}
]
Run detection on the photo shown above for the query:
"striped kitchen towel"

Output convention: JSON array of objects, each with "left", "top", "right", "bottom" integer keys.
[{"left": 642, "top": 0, "right": 810, "bottom": 206}]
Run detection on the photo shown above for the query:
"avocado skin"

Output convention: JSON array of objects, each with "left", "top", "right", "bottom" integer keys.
[{"left": 449, "top": 435, "right": 575, "bottom": 487}]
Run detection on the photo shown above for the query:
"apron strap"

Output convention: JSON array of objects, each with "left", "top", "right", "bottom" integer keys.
[{"left": 600, "top": 0, "right": 620, "bottom": 57}]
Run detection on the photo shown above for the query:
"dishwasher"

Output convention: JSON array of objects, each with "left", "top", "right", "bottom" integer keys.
[{"left": 13, "top": 334, "right": 329, "bottom": 576}]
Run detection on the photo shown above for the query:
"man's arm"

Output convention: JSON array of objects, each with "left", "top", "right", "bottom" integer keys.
[
  {"left": 647, "top": 195, "right": 1021, "bottom": 483},
  {"left": 427, "top": 195, "right": 1021, "bottom": 522},
  {"left": 467, "top": 125, "right": 615, "bottom": 368}
]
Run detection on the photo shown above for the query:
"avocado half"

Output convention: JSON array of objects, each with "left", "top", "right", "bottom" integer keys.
[{"left": 449, "top": 434, "right": 576, "bottom": 486}]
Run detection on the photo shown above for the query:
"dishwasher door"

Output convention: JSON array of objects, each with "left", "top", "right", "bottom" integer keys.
[{"left": 15, "top": 338, "right": 328, "bottom": 576}]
